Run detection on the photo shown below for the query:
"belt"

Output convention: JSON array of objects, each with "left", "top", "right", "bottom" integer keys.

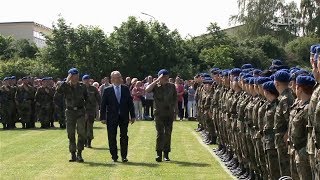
[{"left": 67, "top": 106, "right": 84, "bottom": 111}]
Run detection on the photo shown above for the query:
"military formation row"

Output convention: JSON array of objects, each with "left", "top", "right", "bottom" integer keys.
[{"left": 195, "top": 44, "right": 320, "bottom": 180}]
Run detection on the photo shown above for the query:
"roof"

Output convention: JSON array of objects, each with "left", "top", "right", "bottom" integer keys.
[{"left": 0, "top": 21, "right": 52, "bottom": 31}]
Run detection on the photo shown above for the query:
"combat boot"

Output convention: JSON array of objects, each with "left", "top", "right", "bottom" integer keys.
[
  {"left": 163, "top": 151, "right": 170, "bottom": 161},
  {"left": 155, "top": 151, "right": 162, "bottom": 162},
  {"left": 69, "top": 152, "right": 76, "bottom": 162},
  {"left": 76, "top": 151, "right": 84, "bottom": 163},
  {"left": 2, "top": 123, "right": 7, "bottom": 130},
  {"left": 22, "top": 123, "right": 26, "bottom": 129}
]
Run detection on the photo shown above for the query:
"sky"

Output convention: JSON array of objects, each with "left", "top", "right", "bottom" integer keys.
[{"left": 0, "top": 0, "right": 300, "bottom": 38}]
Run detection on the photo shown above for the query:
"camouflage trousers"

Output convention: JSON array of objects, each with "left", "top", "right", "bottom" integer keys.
[
  {"left": 155, "top": 115, "right": 174, "bottom": 152},
  {"left": 17, "top": 101, "right": 32, "bottom": 123},
  {"left": 275, "top": 133, "right": 291, "bottom": 177},
  {"left": 266, "top": 149, "right": 281, "bottom": 180},
  {"left": 85, "top": 111, "right": 95, "bottom": 140},
  {"left": 66, "top": 109, "right": 86, "bottom": 153},
  {"left": 293, "top": 147, "right": 312, "bottom": 180}
]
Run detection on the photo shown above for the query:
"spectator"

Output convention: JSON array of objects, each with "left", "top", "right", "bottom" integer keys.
[
  {"left": 144, "top": 76, "right": 154, "bottom": 120},
  {"left": 130, "top": 78, "right": 138, "bottom": 91},
  {"left": 132, "top": 81, "right": 144, "bottom": 120},
  {"left": 99, "top": 77, "right": 110, "bottom": 96},
  {"left": 125, "top": 77, "right": 131, "bottom": 87},
  {"left": 175, "top": 77, "right": 184, "bottom": 120},
  {"left": 187, "top": 80, "right": 197, "bottom": 119},
  {"left": 183, "top": 80, "right": 189, "bottom": 119}
]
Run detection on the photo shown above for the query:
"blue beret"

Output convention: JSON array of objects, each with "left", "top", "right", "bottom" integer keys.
[
  {"left": 241, "top": 64, "right": 253, "bottom": 69},
  {"left": 63, "top": 78, "right": 67, "bottom": 82},
  {"left": 201, "top": 73, "right": 211, "bottom": 78},
  {"left": 253, "top": 69, "right": 262, "bottom": 76},
  {"left": 210, "top": 68, "right": 220, "bottom": 74},
  {"left": 22, "top": 77, "right": 28, "bottom": 80},
  {"left": 242, "top": 74, "right": 253, "bottom": 80},
  {"left": 310, "top": 44, "right": 320, "bottom": 54},
  {"left": 256, "top": 77, "right": 271, "bottom": 85},
  {"left": 248, "top": 77, "right": 255, "bottom": 84},
  {"left": 68, "top": 68, "right": 79, "bottom": 75},
  {"left": 272, "top": 59, "right": 283, "bottom": 66},
  {"left": 274, "top": 70, "right": 290, "bottom": 83},
  {"left": 11, "top": 76, "right": 16, "bottom": 79},
  {"left": 262, "top": 81, "right": 278, "bottom": 95},
  {"left": 230, "top": 68, "right": 242, "bottom": 76},
  {"left": 158, "top": 69, "right": 169, "bottom": 77},
  {"left": 3, "top": 77, "right": 9, "bottom": 81},
  {"left": 296, "top": 75, "right": 316, "bottom": 87},
  {"left": 203, "top": 77, "right": 213, "bottom": 84},
  {"left": 270, "top": 74, "right": 275, "bottom": 80},
  {"left": 82, "top": 74, "right": 90, "bottom": 80},
  {"left": 41, "top": 77, "right": 48, "bottom": 81},
  {"left": 222, "top": 70, "right": 230, "bottom": 77}
]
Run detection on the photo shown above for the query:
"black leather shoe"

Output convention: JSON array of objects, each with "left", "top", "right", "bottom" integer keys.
[
  {"left": 76, "top": 151, "right": 84, "bottom": 163},
  {"left": 156, "top": 151, "right": 162, "bottom": 162},
  {"left": 163, "top": 152, "right": 170, "bottom": 161},
  {"left": 69, "top": 152, "right": 76, "bottom": 162},
  {"left": 87, "top": 139, "right": 92, "bottom": 148},
  {"left": 122, "top": 158, "right": 128, "bottom": 163},
  {"left": 112, "top": 158, "right": 118, "bottom": 162}
]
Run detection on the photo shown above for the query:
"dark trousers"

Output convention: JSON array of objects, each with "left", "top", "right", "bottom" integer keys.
[
  {"left": 155, "top": 115, "right": 174, "bottom": 152},
  {"left": 107, "top": 116, "right": 129, "bottom": 160},
  {"left": 144, "top": 99, "right": 154, "bottom": 118},
  {"left": 184, "top": 100, "right": 188, "bottom": 118},
  {"left": 177, "top": 101, "right": 183, "bottom": 120}
]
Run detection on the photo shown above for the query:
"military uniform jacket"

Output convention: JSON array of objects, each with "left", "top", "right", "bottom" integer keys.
[
  {"left": 152, "top": 82, "right": 177, "bottom": 117},
  {"left": 56, "top": 82, "right": 88, "bottom": 110},
  {"left": 264, "top": 99, "right": 278, "bottom": 150},
  {"left": 85, "top": 85, "right": 101, "bottom": 113},
  {"left": 307, "top": 83, "right": 320, "bottom": 154},
  {"left": 274, "top": 88, "right": 294, "bottom": 134}
]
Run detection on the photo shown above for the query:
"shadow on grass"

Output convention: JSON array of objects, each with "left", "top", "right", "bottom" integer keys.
[
  {"left": 93, "top": 126, "right": 105, "bottom": 129},
  {"left": 83, "top": 161, "right": 116, "bottom": 167},
  {"left": 3, "top": 127, "right": 64, "bottom": 131},
  {"left": 170, "top": 160, "right": 210, "bottom": 167},
  {"left": 122, "top": 161, "right": 159, "bottom": 168}
]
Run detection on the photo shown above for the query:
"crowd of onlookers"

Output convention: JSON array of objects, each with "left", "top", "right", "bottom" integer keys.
[{"left": 97, "top": 75, "right": 199, "bottom": 121}]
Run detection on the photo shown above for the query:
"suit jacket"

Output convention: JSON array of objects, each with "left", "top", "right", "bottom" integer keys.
[{"left": 100, "top": 84, "right": 135, "bottom": 122}]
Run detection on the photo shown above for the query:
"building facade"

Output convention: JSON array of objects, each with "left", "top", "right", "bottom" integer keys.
[{"left": 0, "top": 21, "right": 52, "bottom": 48}]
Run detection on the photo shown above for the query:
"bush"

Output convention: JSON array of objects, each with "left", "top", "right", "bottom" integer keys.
[{"left": 0, "top": 58, "right": 59, "bottom": 79}]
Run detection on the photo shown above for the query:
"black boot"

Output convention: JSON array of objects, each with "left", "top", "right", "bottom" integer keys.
[
  {"left": 76, "top": 151, "right": 84, "bottom": 163},
  {"left": 164, "top": 151, "right": 170, "bottom": 161},
  {"left": 22, "top": 123, "right": 26, "bottom": 129},
  {"left": 87, "top": 139, "right": 92, "bottom": 148},
  {"left": 155, "top": 151, "right": 162, "bottom": 162},
  {"left": 2, "top": 123, "right": 7, "bottom": 130},
  {"left": 69, "top": 152, "right": 76, "bottom": 162},
  {"left": 50, "top": 122, "right": 55, "bottom": 128}
]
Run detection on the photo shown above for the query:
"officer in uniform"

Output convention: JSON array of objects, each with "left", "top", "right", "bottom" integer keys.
[
  {"left": 56, "top": 68, "right": 88, "bottom": 162},
  {"left": 82, "top": 74, "right": 101, "bottom": 148},
  {"left": 274, "top": 70, "right": 294, "bottom": 177},
  {"left": 35, "top": 77, "right": 55, "bottom": 129},
  {"left": 288, "top": 75, "right": 314, "bottom": 180},
  {"left": 145, "top": 69, "right": 177, "bottom": 162},
  {"left": 263, "top": 81, "right": 281, "bottom": 180},
  {"left": 15, "top": 77, "right": 36, "bottom": 129},
  {"left": 54, "top": 81, "right": 66, "bottom": 129},
  {"left": 0, "top": 77, "right": 16, "bottom": 129}
]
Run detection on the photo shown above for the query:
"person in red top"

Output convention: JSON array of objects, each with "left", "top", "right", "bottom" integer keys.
[
  {"left": 175, "top": 77, "right": 184, "bottom": 120},
  {"left": 131, "top": 81, "right": 145, "bottom": 120}
]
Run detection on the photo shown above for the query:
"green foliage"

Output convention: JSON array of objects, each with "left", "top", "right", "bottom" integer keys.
[
  {"left": 285, "top": 36, "right": 320, "bottom": 66},
  {"left": 200, "top": 45, "right": 234, "bottom": 69},
  {"left": 0, "top": 58, "right": 58, "bottom": 78},
  {"left": 300, "top": 0, "right": 320, "bottom": 37},
  {"left": 14, "top": 39, "right": 39, "bottom": 59},
  {"left": 0, "top": 35, "right": 15, "bottom": 60}
]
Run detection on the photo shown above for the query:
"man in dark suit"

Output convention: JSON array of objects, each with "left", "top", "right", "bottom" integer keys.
[{"left": 100, "top": 71, "right": 135, "bottom": 162}]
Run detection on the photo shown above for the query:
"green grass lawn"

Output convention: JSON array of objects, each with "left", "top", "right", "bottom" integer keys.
[{"left": 0, "top": 121, "right": 234, "bottom": 180}]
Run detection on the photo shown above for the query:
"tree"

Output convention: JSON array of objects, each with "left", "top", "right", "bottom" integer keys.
[
  {"left": 14, "top": 39, "right": 38, "bottom": 59},
  {"left": 200, "top": 45, "right": 234, "bottom": 69},
  {"left": 0, "top": 35, "right": 16, "bottom": 60},
  {"left": 300, "top": 0, "right": 320, "bottom": 36}
]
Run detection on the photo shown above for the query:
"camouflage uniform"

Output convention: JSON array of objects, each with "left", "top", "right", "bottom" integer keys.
[
  {"left": 56, "top": 82, "right": 88, "bottom": 153},
  {"left": 84, "top": 85, "right": 101, "bottom": 142},
  {"left": 288, "top": 100, "right": 312, "bottom": 180},
  {"left": 264, "top": 99, "right": 281, "bottom": 180},
  {"left": 54, "top": 88, "right": 66, "bottom": 128},
  {"left": 152, "top": 82, "right": 177, "bottom": 153},
  {"left": 274, "top": 88, "right": 294, "bottom": 177},
  {"left": 15, "top": 84, "right": 36, "bottom": 128},
  {"left": 0, "top": 85, "right": 16, "bottom": 129},
  {"left": 35, "top": 86, "right": 54, "bottom": 128},
  {"left": 307, "top": 83, "right": 320, "bottom": 179}
]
